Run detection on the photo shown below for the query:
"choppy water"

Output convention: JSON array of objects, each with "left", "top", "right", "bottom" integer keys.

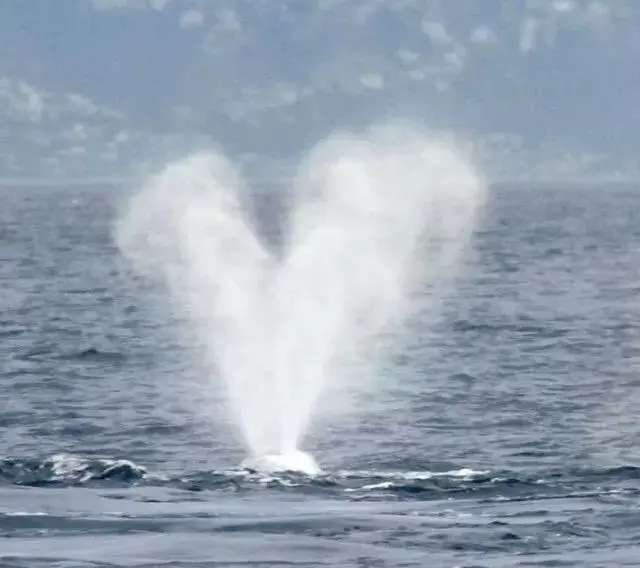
[{"left": 2, "top": 182, "right": 640, "bottom": 567}]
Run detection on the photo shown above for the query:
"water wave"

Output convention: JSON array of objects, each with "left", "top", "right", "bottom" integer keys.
[
  {"left": 0, "top": 454, "right": 146, "bottom": 487},
  {"left": 2, "top": 454, "right": 638, "bottom": 503}
]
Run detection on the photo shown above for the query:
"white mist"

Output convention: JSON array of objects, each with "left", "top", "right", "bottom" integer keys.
[{"left": 115, "top": 124, "right": 486, "bottom": 474}]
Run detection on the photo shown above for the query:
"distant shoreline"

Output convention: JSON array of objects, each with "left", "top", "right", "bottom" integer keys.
[
  {"left": 0, "top": 178, "right": 132, "bottom": 187},
  {"left": 1, "top": 177, "right": 640, "bottom": 190}
]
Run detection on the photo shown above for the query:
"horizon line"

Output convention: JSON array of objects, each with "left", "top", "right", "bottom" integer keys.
[{"left": 1, "top": 177, "right": 640, "bottom": 188}]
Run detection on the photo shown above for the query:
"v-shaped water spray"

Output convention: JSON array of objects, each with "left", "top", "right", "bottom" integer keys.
[{"left": 115, "top": 123, "right": 486, "bottom": 474}]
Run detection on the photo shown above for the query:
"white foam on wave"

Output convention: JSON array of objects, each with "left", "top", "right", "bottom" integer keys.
[
  {"left": 340, "top": 468, "right": 491, "bottom": 493},
  {"left": 338, "top": 467, "right": 490, "bottom": 481},
  {"left": 240, "top": 450, "right": 322, "bottom": 476}
]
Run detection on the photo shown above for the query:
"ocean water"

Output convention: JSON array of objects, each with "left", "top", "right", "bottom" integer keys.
[{"left": 2, "top": 181, "right": 640, "bottom": 567}]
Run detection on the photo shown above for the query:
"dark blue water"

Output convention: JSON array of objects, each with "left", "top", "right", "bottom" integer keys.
[{"left": 2, "top": 182, "right": 640, "bottom": 567}]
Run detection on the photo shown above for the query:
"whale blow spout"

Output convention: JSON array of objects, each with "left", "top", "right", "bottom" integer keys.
[
  {"left": 240, "top": 450, "right": 322, "bottom": 476},
  {"left": 116, "top": 125, "right": 486, "bottom": 472}
]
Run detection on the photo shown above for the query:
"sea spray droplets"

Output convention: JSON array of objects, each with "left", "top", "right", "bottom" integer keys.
[
  {"left": 274, "top": 126, "right": 486, "bottom": 449},
  {"left": 115, "top": 123, "right": 486, "bottom": 461},
  {"left": 115, "top": 151, "right": 271, "bottom": 453}
]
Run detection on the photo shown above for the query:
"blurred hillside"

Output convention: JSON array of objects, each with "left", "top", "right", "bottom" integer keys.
[{"left": 1, "top": 0, "right": 637, "bottom": 180}]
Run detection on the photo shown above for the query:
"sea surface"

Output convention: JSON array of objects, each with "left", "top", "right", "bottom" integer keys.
[{"left": 2, "top": 181, "right": 640, "bottom": 567}]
